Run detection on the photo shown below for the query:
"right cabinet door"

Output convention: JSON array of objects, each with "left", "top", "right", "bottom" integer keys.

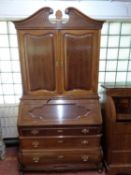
[{"left": 61, "top": 30, "right": 100, "bottom": 96}]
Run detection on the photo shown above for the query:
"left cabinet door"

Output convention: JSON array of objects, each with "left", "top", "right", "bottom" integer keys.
[{"left": 18, "top": 30, "right": 58, "bottom": 96}]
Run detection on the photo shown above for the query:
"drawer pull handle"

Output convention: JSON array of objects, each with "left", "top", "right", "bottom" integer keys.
[
  {"left": 57, "top": 129, "right": 63, "bottom": 133},
  {"left": 31, "top": 129, "right": 39, "bottom": 135},
  {"left": 57, "top": 140, "right": 63, "bottom": 143},
  {"left": 81, "top": 128, "right": 89, "bottom": 134},
  {"left": 58, "top": 155, "right": 64, "bottom": 159},
  {"left": 81, "top": 140, "right": 89, "bottom": 145},
  {"left": 32, "top": 141, "right": 40, "bottom": 148},
  {"left": 33, "top": 157, "right": 40, "bottom": 163},
  {"left": 81, "top": 155, "right": 89, "bottom": 162}
]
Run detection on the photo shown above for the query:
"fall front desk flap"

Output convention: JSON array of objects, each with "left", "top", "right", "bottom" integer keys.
[{"left": 18, "top": 99, "right": 102, "bottom": 126}]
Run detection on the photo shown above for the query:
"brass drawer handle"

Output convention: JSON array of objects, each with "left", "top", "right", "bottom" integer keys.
[
  {"left": 31, "top": 129, "right": 39, "bottom": 135},
  {"left": 57, "top": 155, "right": 64, "bottom": 159},
  {"left": 32, "top": 141, "right": 40, "bottom": 148},
  {"left": 57, "top": 140, "right": 63, "bottom": 143},
  {"left": 55, "top": 61, "right": 63, "bottom": 68},
  {"left": 57, "top": 129, "right": 63, "bottom": 133},
  {"left": 55, "top": 61, "right": 59, "bottom": 67},
  {"left": 81, "top": 155, "right": 89, "bottom": 162},
  {"left": 81, "top": 140, "right": 89, "bottom": 145},
  {"left": 81, "top": 128, "right": 89, "bottom": 134},
  {"left": 33, "top": 157, "right": 40, "bottom": 163}
]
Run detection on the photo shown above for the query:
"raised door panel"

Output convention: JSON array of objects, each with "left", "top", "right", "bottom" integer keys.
[
  {"left": 61, "top": 30, "right": 100, "bottom": 95},
  {"left": 19, "top": 30, "right": 57, "bottom": 95}
]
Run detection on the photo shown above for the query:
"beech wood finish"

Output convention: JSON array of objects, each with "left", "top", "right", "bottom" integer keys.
[
  {"left": 13, "top": 7, "right": 104, "bottom": 172},
  {"left": 101, "top": 84, "right": 131, "bottom": 175}
]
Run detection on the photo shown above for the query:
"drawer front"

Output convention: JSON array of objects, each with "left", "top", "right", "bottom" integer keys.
[
  {"left": 111, "top": 151, "right": 131, "bottom": 164},
  {"left": 20, "top": 135, "right": 101, "bottom": 149},
  {"left": 113, "top": 123, "right": 131, "bottom": 134},
  {"left": 20, "top": 149, "right": 102, "bottom": 165},
  {"left": 19, "top": 163, "right": 99, "bottom": 171},
  {"left": 19, "top": 127, "right": 101, "bottom": 136},
  {"left": 112, "top": 134, "right": 131, "bottom": 150}
]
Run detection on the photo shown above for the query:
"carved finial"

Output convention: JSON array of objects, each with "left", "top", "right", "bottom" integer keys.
[{"left": 55, "top": 10, "right": 62, "bottom": 21}]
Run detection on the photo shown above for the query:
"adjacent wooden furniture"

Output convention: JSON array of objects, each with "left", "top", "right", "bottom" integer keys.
[
  {"left": 102, "top": 83, "right": 131, "bottom": 175},
  {"left": 13, "top": 7, "right": 104, "bottom": 172}
]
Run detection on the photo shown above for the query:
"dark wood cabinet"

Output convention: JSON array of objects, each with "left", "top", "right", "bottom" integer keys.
[
  {"left": 13, "top": 7, "right": 104, "bottom": 172},
  {"left": 101, "top": 84, "right": 131, "bottom": 175}
]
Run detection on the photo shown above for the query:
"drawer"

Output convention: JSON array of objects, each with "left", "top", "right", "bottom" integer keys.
[
  {"left": 113, "top": 123, "right": 131, "bottom": 134},
  {"left": 20, "top": 148, "right": 102, "bottom": 165},
  {"left": 19, "top": 162, "right": 99, "bottom": 171},
  {"left": 19, "top": 126, "right": 101, "bottom": 136},
  {"left": 112, "top": 134, "right": 131, "bottom": 150},
  {"left": 111, "top": 151, "right": 131, "bottom": 164},
  {"left": 20, "top": 135, "right": 101, "bottom": 149}
]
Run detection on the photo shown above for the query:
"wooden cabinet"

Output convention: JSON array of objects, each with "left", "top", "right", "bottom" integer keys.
[
  {"left": 13, "top": 7, "right": 104, "bottom": 172},
  {"left": 17, "top": 30, "right": 100, "bottom": 96},
  {"left": 101, "top": 84, "right": 131, "bottom": 175}
]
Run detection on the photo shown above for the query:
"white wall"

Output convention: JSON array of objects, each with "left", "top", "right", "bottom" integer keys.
[{"left": 0, "top": 0, "right": 131, "bottom": 20}]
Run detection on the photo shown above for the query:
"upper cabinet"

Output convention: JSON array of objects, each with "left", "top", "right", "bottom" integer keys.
[{"left": 13, "top": 7, "right": 104, "bottom": 97}]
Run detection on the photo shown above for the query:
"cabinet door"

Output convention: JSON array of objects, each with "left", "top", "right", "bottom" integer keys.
[
  {"left": 61, "top": 30, "right": 100, "bottom": 96},
  {"left": 19, "top": 30, "right": 58, "bottom": 96}
]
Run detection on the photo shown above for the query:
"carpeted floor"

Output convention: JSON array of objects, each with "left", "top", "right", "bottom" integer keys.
[{"left": 0, "top": 147, "right": 106, "bottom": 175}]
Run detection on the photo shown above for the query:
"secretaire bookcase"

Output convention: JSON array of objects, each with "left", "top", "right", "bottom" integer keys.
[{"left": 13, "top": 7, "right": 104, "bottom": 172}]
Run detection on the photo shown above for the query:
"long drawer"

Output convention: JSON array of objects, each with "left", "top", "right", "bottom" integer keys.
[
  {"left": 112, "top": 134, "right": 131, "bottom": 150},
  {"left": 111, "top": 151, "right": 131, "bottom": 164},
  {"left": 19, "top": 126, "right": 101, "bottom": 136},
  {"left": 20, "top": 135, "right": 101, "bottom": 149},
  {"left": 19, "top": 162, "right": 99, "bottom": 171},
  {"left": 19, "top": 148, "right": 102, "bottom": 165}
]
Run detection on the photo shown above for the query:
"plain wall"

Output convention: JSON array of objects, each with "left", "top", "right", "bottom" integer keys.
[{"left": 0, "top": 0, "right": 131, "bottom": 20}]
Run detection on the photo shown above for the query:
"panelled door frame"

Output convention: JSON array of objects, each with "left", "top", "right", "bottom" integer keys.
[
  {"left": 18, "top": 30, "right": 60, "bottom": 96},
  {"left": 60, "top": 30, "right": 100, "bottom": 96}
]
